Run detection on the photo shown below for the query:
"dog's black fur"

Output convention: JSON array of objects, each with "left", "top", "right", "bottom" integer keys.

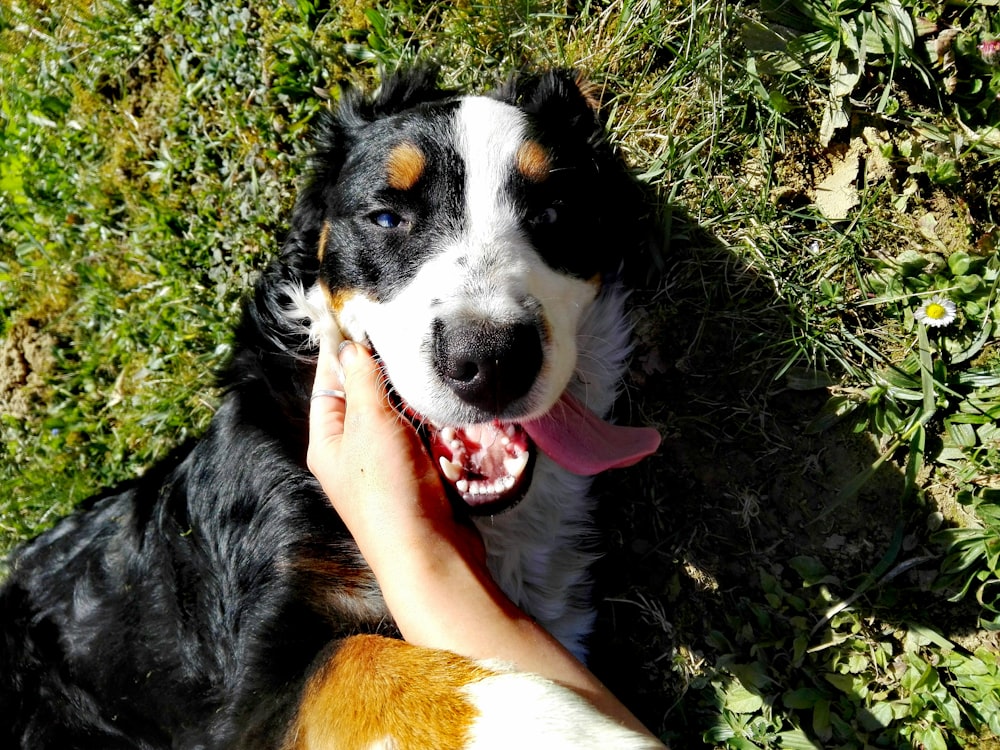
[{"left": 0, "top": 68, "right": 643, "bottom": 749}]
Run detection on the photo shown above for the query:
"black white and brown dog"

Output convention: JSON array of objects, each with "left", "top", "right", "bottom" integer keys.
[{"left": 1, "top": 68, "right": 662, "bottom": 749}]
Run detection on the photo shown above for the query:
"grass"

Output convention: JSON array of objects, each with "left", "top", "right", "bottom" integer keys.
[{"left": 2, "top": 0, "right": 999, "bottom": 746}]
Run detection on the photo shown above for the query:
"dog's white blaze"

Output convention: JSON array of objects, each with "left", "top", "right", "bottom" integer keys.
[
  {"left": 339, "top": 96, "right": 597, "bottom": 425},
  {"left": 457, "top": 97, "right": 523, "bottom": 249}
]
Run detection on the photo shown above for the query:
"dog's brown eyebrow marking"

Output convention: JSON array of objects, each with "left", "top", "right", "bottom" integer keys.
[
  {"left": 386, "top": 141, "right": 426, "bottom": 191},
  {"left": 317, "top": 220, "right": 331, "bottom": 262},
  {"left": 516, "top": 140, "right": 552, "bottom": 183}
]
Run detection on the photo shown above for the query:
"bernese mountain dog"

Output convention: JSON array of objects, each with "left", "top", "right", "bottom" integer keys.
[{"left": 1, "top": 68, "right": 661, "bottom": 749}]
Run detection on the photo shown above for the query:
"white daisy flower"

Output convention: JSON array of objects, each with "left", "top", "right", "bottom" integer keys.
[{"left": 914, "top": 296, "right": 957, "bottom": 328}]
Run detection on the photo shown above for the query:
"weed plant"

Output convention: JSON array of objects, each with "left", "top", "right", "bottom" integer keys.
[{"left": 2, "top": 0, "right": 999, "bottom": 747}]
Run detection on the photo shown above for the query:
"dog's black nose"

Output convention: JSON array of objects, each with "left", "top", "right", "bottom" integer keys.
[{"left": 433, "top": 320, "right": 543, "bottom": 414}]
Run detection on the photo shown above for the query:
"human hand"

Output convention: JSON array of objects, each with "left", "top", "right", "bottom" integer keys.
[{"left": 307, "top": 339, "right": 484, "bottom": 574}]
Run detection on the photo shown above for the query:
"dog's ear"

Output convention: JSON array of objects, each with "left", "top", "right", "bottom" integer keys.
[
  {"left": 337, "top": 65, "right": 456, "bottom": 126},
  {"left": 280, "top": 108, "right": 346, "bottom": 266},
  {"left": 369, "top": 65, "right": 456, "bottom": 117},
  {"left": 492, "top": 70, "right": 605, "bottom": 145}
]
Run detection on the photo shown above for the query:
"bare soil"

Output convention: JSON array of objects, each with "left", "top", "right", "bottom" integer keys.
[{"left": 0, "top": 319, "right": 56, "bottom": 420}]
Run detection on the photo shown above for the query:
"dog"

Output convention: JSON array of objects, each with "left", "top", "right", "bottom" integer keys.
[{"left": 1, "top": 68, "right": 661, "bottom": 749}]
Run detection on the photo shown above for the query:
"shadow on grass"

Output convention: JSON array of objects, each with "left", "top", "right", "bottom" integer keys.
[{"left": 587, "top": 203, "right": 989, "bottom": 747}]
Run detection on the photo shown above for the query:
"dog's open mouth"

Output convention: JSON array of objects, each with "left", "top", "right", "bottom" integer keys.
[
  {"left": 424, "top": 421, "right": 536, "bottom": 515},
  {"left": 403, "top": 392, "right": 662, "bottom": 516}
]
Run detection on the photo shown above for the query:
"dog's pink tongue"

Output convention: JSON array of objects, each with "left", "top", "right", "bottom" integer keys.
[{"left": 523, "top": 393, "right": 660, "bottom": 476}]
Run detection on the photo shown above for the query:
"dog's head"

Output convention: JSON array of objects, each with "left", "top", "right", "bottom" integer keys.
[{"left": 292, "top": 69, "right": 658, "bottom": 513}]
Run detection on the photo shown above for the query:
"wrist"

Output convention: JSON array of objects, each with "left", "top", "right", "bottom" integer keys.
[{"left": 372, "top": 535, "right": 523, "bottom": 645}]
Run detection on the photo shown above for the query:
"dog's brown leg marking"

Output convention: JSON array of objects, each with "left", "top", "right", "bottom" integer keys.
[{"left": 286, "top": 634, "right": 493, "bottom": 750}]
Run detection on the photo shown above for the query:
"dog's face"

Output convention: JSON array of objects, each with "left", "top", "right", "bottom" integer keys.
[
  {"left": 299, "top": 71, "right": 643, "bottom": 513},
  {"left": 329, "top": 94, "right": 600, "bottom": 423}
]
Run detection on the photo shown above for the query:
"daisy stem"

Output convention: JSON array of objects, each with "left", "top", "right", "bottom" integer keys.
[{"left": 916, "top": 323, "right": 937, "bottom": 426}]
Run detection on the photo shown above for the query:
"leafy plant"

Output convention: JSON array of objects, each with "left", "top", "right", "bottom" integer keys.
[
  {"left": 698, "top": 560, "right": 1000, "bottom": 748},
  {"left": 802, "top": 244, "right": 1000, "bottom": 626},
  {"left": 934, "top": 492, "right": 1000, "bottom": 631},
  {"left": 745, "top": 0, "right": 1000, "bottom": 153},
  {"left": 744, "top": 0, "right": 933, "bottom": 145}
]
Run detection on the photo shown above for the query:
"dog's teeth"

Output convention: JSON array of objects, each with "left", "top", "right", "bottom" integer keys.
[
  {"left": 502, "top": 476, "right": 515, "bottom": 490},
  {"left": 449, "top": 440, "right": 463, "bottom": 453},
  {"left": 439, "top": 457, "right": 464, "bottom": 482},
  {"left": 503, "top": 453, "right": 529, "bottom": 478},
  {"left": 441, "top": 427, "right": 456, "bottom": 442},
  {"left": 500, "top": 435, "right": 510, "bottom": 446},
  {"left": 505, "top": 425, "right": 517, "bottom": 437},
  {"left": 456, "top": 479, "right": 469, "bottom": 494}
]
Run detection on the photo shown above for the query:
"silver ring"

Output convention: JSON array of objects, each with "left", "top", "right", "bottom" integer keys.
[{"left": 311, "top": 389, "right": 346, "bottom": 401}]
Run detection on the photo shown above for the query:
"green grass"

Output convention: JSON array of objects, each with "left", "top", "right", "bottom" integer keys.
[{"left": 2, "top": 0, "right": 1000, "bottom": 747}]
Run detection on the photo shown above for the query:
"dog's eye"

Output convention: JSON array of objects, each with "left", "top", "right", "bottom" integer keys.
[
  {"left": 530, "top": 207, "right": 559, "bottom": 227},
  {"left": 372, "top": 211, "right": 403, "bottom": 229}
]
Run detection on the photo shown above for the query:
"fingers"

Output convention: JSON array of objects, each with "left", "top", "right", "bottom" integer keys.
[
  {"left": 309, "top": 338, "right": 438, "bottom": 507},
  {"left": 307, "top": 338, "right": 347, "bottom": 475},
  {"left": 307, "top": 339, "right": 470, "bottom": 564},
  {"left": 314, "top": 333, "right": 346, "bottom": 393},
  {"left": 308, "top": 340, "right": 398, "bottom": 475},
  {"left": 337, "top": 342, "right": 414, "bottom": 432},
  {"left": 337, "top": 342, "right": 443, "bottom": 493},
  {"left": 337, "top": 342, "right": 387, "bottom": 419}
]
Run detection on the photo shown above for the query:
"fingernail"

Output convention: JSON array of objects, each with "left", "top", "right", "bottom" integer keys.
[{"left": 338, "top": 340, "right": 357, "bottom": 368}]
